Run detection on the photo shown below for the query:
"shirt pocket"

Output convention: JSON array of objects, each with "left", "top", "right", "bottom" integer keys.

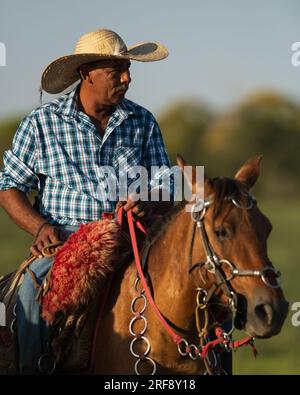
[{"left": 112, "top": 146, "right": 143, "bottom": 171}]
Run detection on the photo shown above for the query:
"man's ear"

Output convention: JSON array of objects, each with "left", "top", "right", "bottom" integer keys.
[
  {"left": 234, "top": 155, "right": 262, "bottom": 189},
  {"left": 79, "top": 65, "right": 92, "bottom": 83}
]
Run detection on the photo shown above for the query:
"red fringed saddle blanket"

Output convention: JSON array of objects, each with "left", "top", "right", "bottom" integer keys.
[{"left": 41, "top": 219, "right": 121, "bottom": 324}]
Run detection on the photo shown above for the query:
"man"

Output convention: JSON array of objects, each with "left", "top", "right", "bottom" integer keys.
[{"left": 0, "top": 29, "right": 173, "bottom": 374}]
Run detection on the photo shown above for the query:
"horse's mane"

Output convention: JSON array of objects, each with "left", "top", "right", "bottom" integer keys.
[
  {"left": 146, "top": 177, "right": 248, "bottom": 246},
  {"left": 146, "top": 200, "right": 186, "bottom": 245}
]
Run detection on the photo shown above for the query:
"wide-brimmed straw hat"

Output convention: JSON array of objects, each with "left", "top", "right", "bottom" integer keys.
[{"left": 41, "top": 28, "right": 169, "bottom": 94}]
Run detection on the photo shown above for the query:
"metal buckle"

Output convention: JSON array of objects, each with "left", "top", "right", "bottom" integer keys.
[
  {"left": 129, "top": 315, "right": 148, "bottom": 336},
  {"left": 177, "top": 338, "right": 189, "bottom": 356},
  {"left": 191, "top": 199, "right": 209, "bottom": 222},
  {"left": 219, "top": 259, "right": 235, "bottom": 281},
  {"left": 130, "top": 336, "right": 151, "bottom": 358},
  {"left": 131, "top": 294, "right": 147, "bottom": 315},
  {"left": 188, "top": 344, "right": 200, "bottom": 360},
  {"left": 261, "top": 266, "right": 281, "bottom": 289},
  {"left": 38, "top": 354, "right": 56, "bottom": 375},
  {"left": 10, "top": 318, "right": 16, "bottom": 334},
  {"left": 134, "top": 357, "right": 157, "bottom": 375},
  {"left": 196, "top": 288, "right": 208, "bottom": 308},
  {"left": 231, "top": 196, "right": 254, "bottom": 210}
]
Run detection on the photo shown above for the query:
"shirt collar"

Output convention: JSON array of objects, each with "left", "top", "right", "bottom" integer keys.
[
  {"left": 116, "top": 99, "right": 135, "bottom": 119},
  {"left": 53, "top": 85, "right": 80, "bottom": 119}
]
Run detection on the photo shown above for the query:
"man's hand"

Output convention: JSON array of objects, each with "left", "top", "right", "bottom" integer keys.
[
  {"left": 31, "top": 224, "right": 64, "bottom": 258},
  {"left": 115, "top": 199, "right": 153, "bottom": 222},
  {"left": 115, "top": 197, "right": 173, "bottom": 222}
]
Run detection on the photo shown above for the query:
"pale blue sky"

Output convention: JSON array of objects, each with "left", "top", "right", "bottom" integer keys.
[{"left": 0, "top": 0, "right": 300, "bottom": 119}]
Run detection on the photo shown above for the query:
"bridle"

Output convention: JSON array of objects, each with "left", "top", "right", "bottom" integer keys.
[
  {"left": 188, "top": 194, "right": 281, "bottom": 338},
  {"left": 126, "top": 194, "right": 281, "bottom": 375}
]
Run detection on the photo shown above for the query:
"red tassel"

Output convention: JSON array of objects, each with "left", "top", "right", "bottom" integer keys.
[{"left": 41, "top": 220, "right": 120, "bottom": 323}]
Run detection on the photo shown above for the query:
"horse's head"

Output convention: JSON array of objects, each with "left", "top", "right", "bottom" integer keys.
[{"left": 177, "top": 155, "right": 289, "bottom": 339}]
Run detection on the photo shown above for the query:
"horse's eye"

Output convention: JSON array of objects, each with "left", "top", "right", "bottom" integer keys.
[{"left": 215, "top": 228, "right": 228, "bottom": 239}]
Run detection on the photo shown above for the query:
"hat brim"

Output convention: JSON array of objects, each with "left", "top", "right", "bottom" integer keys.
[{"left": 41, "top": 42, "right": 168, "bottom": 94}]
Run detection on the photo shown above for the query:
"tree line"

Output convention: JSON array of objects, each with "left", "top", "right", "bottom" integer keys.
[{"left": 1, "top": 90, "right": 300, "bottom": 198}]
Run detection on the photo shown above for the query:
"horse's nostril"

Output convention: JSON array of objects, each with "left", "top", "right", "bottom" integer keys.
[{"left": 254, "top": 303, "right": 273, "bottom": 326}]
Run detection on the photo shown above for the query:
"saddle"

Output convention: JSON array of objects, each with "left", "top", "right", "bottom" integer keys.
[{"left": 0, "top": 215, "right": 148, "bottom": 375}]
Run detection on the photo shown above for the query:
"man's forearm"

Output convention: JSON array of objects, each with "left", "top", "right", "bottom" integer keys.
[{"left": 0, "top": 188, "right": 46, "bottom": 237}]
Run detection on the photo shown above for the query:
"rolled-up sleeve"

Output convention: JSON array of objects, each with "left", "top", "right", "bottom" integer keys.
[
  {"left": 0, "top": 116, "right": 38, "bottom": 193},
  {"left": 143, "top": 116, "right": 174, "bottom": 201}
]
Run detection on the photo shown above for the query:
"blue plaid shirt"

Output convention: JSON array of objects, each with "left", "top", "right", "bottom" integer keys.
[{"left": 0, "top": 86, "right": 173, "bottom": 225}]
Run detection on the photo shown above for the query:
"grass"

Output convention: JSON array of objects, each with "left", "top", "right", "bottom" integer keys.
[
  {"left": 0, "top": 199, "right": 299, "bottom": 374},
  {"left": 233, "top": 199, "right": 300, "bottom": 374}
]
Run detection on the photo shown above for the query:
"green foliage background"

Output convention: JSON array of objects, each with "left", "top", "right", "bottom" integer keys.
[{"left": 0, "top": 90, "right": 299, "bottom": 374}]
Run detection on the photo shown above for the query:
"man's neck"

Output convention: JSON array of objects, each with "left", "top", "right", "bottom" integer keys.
[{"left": 78, "top": 84, "right": 114, "bottom": 122}]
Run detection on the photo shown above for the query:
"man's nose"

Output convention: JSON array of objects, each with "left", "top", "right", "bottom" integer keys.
[{"left": 120, "top": 70, "right": 131, "bottom": 85}]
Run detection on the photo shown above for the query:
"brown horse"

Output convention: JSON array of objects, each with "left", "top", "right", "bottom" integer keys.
[{"left": 92, "top": 155, "right": 289, "bottom": 375}]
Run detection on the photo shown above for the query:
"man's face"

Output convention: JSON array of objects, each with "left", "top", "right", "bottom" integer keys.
[{"left": 81, "top": 59, "right": 131, "bottom": 105}]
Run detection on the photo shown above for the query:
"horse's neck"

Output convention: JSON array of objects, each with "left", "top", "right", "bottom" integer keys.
[{"left": 146, "top": 208, "right": 205, "bottom": 330}]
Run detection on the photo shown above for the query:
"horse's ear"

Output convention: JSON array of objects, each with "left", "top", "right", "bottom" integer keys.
[
  {"left": 176, "top": 154, "right": 187, "bottom": 170},
  {"left": 176, "top": 153, "right": 196, "bottom": 194},
  {"left": 234, "top": 155, "right": 262, "bottom": 189},
  {"left": 176, "top": 154, "right": 212, "bottom": 197}
]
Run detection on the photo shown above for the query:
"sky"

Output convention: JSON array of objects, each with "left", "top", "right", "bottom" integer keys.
[{"left": 0, "top": 0, "right": 300, "bottom": 119}]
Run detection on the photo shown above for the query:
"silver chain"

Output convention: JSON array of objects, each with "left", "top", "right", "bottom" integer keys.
[{"left": 129, "top": 276, "right": 157, "bottom": 375}]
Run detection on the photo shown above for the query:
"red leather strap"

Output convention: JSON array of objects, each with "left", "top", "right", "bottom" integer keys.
[
  {"left": 201, "top": 327, "right": 256, "bottom": 359},
  {"left": 127, "top": 209, "right": 182, "bottom": 345},
  {"left": 117, "top": 207, "right": 123, "bottom": 226}
]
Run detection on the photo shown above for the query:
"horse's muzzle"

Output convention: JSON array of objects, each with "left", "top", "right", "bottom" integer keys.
[{"left": 244, "top": 288, "right": 289, "bottom": 338}]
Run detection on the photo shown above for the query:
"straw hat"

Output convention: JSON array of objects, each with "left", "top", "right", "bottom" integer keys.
[{"left": 41, "top": 29, "right": 169, "bottom": 94}]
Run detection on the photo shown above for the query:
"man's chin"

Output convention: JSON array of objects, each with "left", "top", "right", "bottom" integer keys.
[{"left": 113, "top": 94, "right": 126, "bottom": 104}]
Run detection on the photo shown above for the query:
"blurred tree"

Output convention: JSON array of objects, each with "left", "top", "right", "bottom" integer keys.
[
  {"left": 158, "top": 99, "right": 214, "bottom": 164},
  {"left": 201, "top": 91, "right": 300, "bottom": 197},
  {"left": 2, "top": 90, "right": 300, "bottom": 198},
  {"left": 0, "top": 115, "right": 23, "bottom": 166}
]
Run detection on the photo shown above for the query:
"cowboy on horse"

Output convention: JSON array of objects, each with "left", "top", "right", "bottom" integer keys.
[
  {"left": 0, "top": 29, "right": 288, "bottom": 376},
  {"left": 0, "top": 28, "right": 173, "bottom": 374}
]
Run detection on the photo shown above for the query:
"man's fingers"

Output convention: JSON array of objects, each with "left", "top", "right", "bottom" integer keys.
[
  {"left": 37, "top": 240, "right": 44, "bottom": 251},
  {"left": 115, "top": 201, "right": 126, "bottom": 212},
  {"left": 131, "top": 204, "right": 142, "bottom": 215},
  {"left": 31, "top": 226, "right": 62, "bottom": 259},
  {"left": 49, "top": 233, "right": 60, "bottom": 244},
  {"left": 116, "top": 200, "right": 152, "bottom": 221},
  {"left": 30, "top": 244, "right": 42, "bottom": 258},
  {"left": 123, "top": 200, "right": 137, "bottom": 212}
]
